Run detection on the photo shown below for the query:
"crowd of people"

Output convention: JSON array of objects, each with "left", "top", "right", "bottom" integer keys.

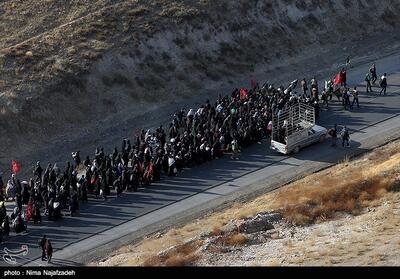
[{"left": 0, "top": 61, "right": 389, "bottom": 243}]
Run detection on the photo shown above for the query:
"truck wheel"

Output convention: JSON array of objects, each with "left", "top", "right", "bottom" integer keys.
[
  {"left": 319, "top": 135, "right": 326, "bottom": 143},
  {"left": 293, "top": 146, "right": 300, "bottom": 154}
]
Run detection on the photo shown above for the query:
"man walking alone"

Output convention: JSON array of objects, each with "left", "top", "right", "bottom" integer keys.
[
  {"left": 46, "top": 239, "right": 53, "bottom": 263},
  {"left": 341, "top": 126, "right": 350, "bottom": 148},
  {"left": 370, "top": 63, "right": 377, "bottom": 84},
  {"left": 351, "top": 87, "right": 360, "bottom": 109},
  {"left": 380, "top": 73, "right": 387, "bottom": 95},
  {"left": 39, "top": 235, "right": 47, "bottom": 261}
]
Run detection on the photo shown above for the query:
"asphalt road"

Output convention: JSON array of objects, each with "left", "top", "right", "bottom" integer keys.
[{"left": 1, "top": 53, "right": 400, "bottom": 267}]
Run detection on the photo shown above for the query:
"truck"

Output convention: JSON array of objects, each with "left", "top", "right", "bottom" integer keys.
[{"left": 270, "top": 103, "right": 327, "bottom": 154}]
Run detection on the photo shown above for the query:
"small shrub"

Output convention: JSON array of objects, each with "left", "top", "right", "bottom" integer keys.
[
  {"left": 164, "top": 253, "right": 198, "bottom": 266},
  {"left": 210, "top": 226, "right": 222, "bottom": 236},
  {"left": 217, "top": 233, "right": 247, "bottom": 246},
  {"left": 143, "top": 240, "right": 202, "bottom": 266}
]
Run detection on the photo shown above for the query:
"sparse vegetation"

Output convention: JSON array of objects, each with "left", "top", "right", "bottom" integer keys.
[
  {"left": 217, "top": 233, "right": 248, "bottom": 247},
  {"left": 95, "top": 140, "right": 400, "bottom": 266},
  {"left": 142, "top": 240, "right": 203, "bottom": 266}
]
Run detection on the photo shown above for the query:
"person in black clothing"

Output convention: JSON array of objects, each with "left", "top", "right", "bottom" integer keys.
[
  {"left": 340, "top": 68, "right": 347, "bottom": 87},
  {"left": 114, "top": 176, "right": 123, "bottom": 197},
  {"left": 72, "top": 151, "right": 81, "bottom": 168},
  {"left": 0, "top": 202, "right": 6, "bottom": 225},
  {"left": 370, "top": 63, "right": 377, "bottom": 84},
  {"left": 46, "top": 240, "right": 53, "bottom": 263},
  {"left": 48, "top": 198, "right": 54, "bottom": 221},
  {"left": 380, "top": 73, "right": 387, "bottom": 95},
  {"left": 313, "top": 101, "right": 320, "bottom": 119},
  {"left": 32, "top": 202, "right": 42, "bottom": 224},
  {"left": 13, "top": 213, "right": 27, "bottom": 234},
  {"left": 83, "top": 156, "right": 91, "bottom": 168},
  {"left": 301, "top": 78, "right": 308, "bottom": 97},
  {"left": 342, "top": 88, "right": 350, "bottom": 110},
  {"left": 21, "top": 182, "right": 30, "bottom": 205},
  {"left": 39, "top": 235, "right": 47, "bottom": 261},
  {"left": 33, "top": 162, "right": 43, "bottom": 182},
  {"left": 2, "top": 216, "right": 10, "bottom": 237},
  {"left": 15, "top": 192, "right": 22, "bottom": 212},
  {"left": 69, "top": 191, "right": 79, "bottom": 215},
  {"left": 350, "top": 87, "right": 360, "bottom": 109}
]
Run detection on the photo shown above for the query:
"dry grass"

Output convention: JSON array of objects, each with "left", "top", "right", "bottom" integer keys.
[
  {"left": 272, "top": 149, "right": 400, "bottom": 225},
  {"left": 99, "top": 141, "right": 400, "bottom": 266},
  {"left": 142, "top": 239, "right": 203, "bottom": 266},
  {"left": 217, "top": 233, "right": 248, "bottom": 247},
  {"left": 210, "top": 226, "right": 222, "bottom": 236}
]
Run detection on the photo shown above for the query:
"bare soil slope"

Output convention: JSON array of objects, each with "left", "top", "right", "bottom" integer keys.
[
  {"left": 95, "top": 140, "right": 400, "bottom": 266},
  {"left": 1, "top": 0, "right": 400, "bottom": 163}
]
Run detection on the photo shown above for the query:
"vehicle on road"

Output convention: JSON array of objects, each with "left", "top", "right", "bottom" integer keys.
[{"left": 270, "top": 103, "right": 327, "bottom": 154}]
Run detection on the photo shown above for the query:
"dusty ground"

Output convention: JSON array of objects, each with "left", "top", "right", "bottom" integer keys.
[
  {"left": 94, "top": 140, "right": 400, "bottom": 266},
  {"left": 195, "top": 196, "right": 400, "bottom": 266},
  {"left": 1, "top": 0, "right": 400, "bottom": 174}
]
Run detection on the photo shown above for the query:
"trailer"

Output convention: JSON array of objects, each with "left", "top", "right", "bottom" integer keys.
[{"left": 270, "top": 103, "right": 327, "bottom": 154}]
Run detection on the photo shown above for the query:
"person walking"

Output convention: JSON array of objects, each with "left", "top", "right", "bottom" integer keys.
[
  {"left": 380, "top": 73, "right": 387, "bottom": 95},
  {"left": 2, "top": 216, "right": 10, "bottom": 237},
  {"left": 340, "top": 68, "right": 347, "bottom": 87},
  {"left": 39, "top": 235, "right": 47, "bottom": 261},
  {"left": 301, "top": 78, "right": 308, "bottom": 97},
  {"left": 342, "top": 87, "right": 351, "bottom": 110},
  {"left": 321, "top": 89, "right": 329, "bottom": 108},
  {"left": 351, "top": 87, "right": 360, "bottom": 109},
  {"left": 328, "top": 124, "right": 338, "bottom": 147},
  {"left": 341, "top": 126, "right": 350, "bottom": 148},
  {"left": 46, "top": 239, "right": 53, "bottom": 263},
  {"left": 231, "top": 138, "right": 239, "bottom": 160},
  {"left": 32, "top": 202, "right": 42, "bottom": 224},
  {"left": 365, "top": 72, "right": 373, "bottom": 93},
  {"left": 310, "top": 77, "right": 318, "bottom": 97},
  {"left": 370, "top": 63, "right": 377, "bottom": 84},
  {"left": 326, "top": 80, "right": 334, "bottom": 101}
]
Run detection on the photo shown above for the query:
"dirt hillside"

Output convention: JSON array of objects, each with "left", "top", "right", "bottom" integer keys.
[
  {"left": 1, "top": 0, "right": 400, "bottom": 166},
  {"left": 95, "top": 140, "right": 400, "bottom": 266}
]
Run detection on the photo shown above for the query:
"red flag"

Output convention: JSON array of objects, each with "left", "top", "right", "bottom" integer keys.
[
  {"left": 239, "top": 88, "right": 248, "bottom": 100},
  {"left": 333, "top": 72, "right": 342, "bottom": 86},
  {"left": 11, "top": 160, "right": 21, "bottom": 174}
]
